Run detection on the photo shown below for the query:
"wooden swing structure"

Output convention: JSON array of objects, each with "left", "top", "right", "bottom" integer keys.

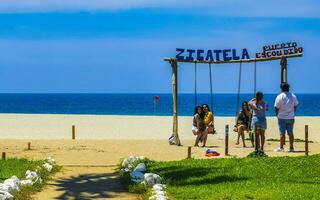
[{"left": 164, "top": 53, "right": 303, "bottom": 146}]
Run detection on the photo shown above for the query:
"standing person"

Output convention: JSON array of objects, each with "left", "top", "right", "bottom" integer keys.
[
  {"left": 274, "top": 83, "right": 298, "bottom": 152},
  {"left": 234, "top": 101, "right": 250, "bottom": 147},
  {"left": 249, "top": 92, "right": 268, "bottom": 151},
  {"left": 201, "top": 104, "right": 214, "bottom": 147},
  {"left": 192, "top": 106, "right": 205, "bottom": 147}
]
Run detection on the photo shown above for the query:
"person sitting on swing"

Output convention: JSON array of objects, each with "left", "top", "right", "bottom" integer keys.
[
  {"left": 202, "top": 104, "right": 215, "bottom": 147},
  {"left": 192, "top": 106, "right": 205, "bottom": 147},
  {"left": 234, "top": 101, "right": 251, "bottom": 148}
]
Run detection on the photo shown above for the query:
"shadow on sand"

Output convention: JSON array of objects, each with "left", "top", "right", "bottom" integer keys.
[{"left": 52, "top": 172, "right": 131, "bottom": 200}]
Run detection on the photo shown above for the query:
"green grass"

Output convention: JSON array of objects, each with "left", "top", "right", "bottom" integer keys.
[
  {"left": 266, "top": 138, "right": 314, "bottom": 143},
  {"left": 146, "top": 155, "right": 320, "bottom": 200},
  {"left": 0, "top": 158, "right": 60, "bottom": 200},
  {"left": 245, "top": 137, "right": 314, "bottom": 143}
]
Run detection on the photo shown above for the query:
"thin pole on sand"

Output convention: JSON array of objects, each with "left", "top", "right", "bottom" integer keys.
[
  {"left": 2, "top": 152, "right": 6, "bottom": 160},
  {"left": 187, "top": 146, "right": 192, "bottom": 159},
  {"left": 305, "top": 125, "right": 309, "bottom": 156},
  {"left": 28, "top": 142, "right": 31, "bottom": 150},
  {"left": 72, "top": 125, "right": 76, "bottom": 140},
  {"left": 225, "top": 125, "right": 229, "bottom": 156}
]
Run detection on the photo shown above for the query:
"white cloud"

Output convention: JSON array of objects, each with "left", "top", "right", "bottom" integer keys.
[{"left": 0, "top": 0, "right": 319, "bottom": 18}]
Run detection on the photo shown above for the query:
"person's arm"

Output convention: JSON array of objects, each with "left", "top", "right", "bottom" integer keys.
[
  {"left": 208, "top": 113, "right": 214, "bottom": 126},
  {"left": 274, "top": 95, "right": 281, "bottom": 116},
  {"left": 249, "top": 98, "right": 257, "bottom": 111},
  {"left": 294, "top": 96, "right": 298, "bottom": 112},
  {"left": 235, "top": 112, "right": 240, "bottom": 127}
]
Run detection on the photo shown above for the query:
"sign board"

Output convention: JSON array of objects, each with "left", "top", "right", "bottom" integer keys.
[{"left": 175, "top": 42, "right": 303, "bottom": 62}]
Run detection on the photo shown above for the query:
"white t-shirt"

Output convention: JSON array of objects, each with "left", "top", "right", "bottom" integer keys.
[{"left": 274, "top": 92, "right": 298, "bottom": 119}]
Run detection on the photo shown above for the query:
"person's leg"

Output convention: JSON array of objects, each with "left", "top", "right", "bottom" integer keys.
[
  {"left": 249, "top": 131, "right": 254, "bottom": 147},
  {"left": 236, "top": 131, "right": 240, "bottom": 145},
  {"left": 255, "top": 128, "right": 260, "bottom": 150},
  {"left": 287, "top": 119, "right": 295, "bottom": 151},
  {"left": 194, "top": 131, "right": 201, "bottom": 146},
  {"left": 202, "top": 128, "right": 209, "bottom": 147},
  {"left": 278, "top": 119, "right": 286, "bottom": 149},
  {"left": 238, "top": 125, "right": 246, "bottom": 147},
  {"left": 280, "top": 134, "right": 285, "bottom": 148},
  {"left": 260, "top": 129, "right": 265, "bottom": 151}
]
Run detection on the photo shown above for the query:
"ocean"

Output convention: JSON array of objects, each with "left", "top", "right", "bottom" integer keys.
[{"left": 0, "top": 93, "right": 319, "bottom": 116}]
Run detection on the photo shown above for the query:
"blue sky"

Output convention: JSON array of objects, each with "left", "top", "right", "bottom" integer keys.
[{"left": 0, "top": 0, "right": 319, "bottom": 93}]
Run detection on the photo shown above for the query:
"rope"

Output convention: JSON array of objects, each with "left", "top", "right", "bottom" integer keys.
[
  {"left": 254, "top": 60, "right": 257, "bottom": 95},
  {"left": 209, "top": 62, "right": 214, "bottom": 110},
  {"left": 235, "top": 61, "right": 242, "bottom": 117},
  {"left": 194, "top": 61, "right": 197, "bottom": 106}
]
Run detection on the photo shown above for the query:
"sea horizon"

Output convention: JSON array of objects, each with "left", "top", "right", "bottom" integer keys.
[{"left": 0, "top": 93, "right": 319, "bottom": 116}]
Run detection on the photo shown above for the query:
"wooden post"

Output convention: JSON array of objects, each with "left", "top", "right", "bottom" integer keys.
[
  {"left": 72, "top": 125, "right": 75, "bottom": 140},
  {"left": 280, "top": 57, "right": 288, "bottom": 83},
  {"left": 187, "top": 146, "right": 191, "bottom": 158},
  {"left": 171, "top": 60, "right": 181, "bottom": 146},
  {"left": 2, "top": 152, "right": 6, "bottom": 160},
  {"left": 225, "top": 125, "right": 229, "bottom": 156},
  {"left": 28, "top": 142, "right": 31, "bottom": 150},
  {"left": 305, "top": 125, "right": 309, "bottom": 156}
]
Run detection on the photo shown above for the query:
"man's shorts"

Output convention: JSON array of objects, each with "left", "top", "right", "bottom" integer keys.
[{"left": 278, "top": 119, "right": 295, "bottom": 135}]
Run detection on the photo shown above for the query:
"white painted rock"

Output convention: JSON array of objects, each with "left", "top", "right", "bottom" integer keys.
[
  {"left": 45, "top": 156, "right": 55, "bottom": 165},
  {"left": 43, "top": 163, "right": 53, "bottom": 172},
  {"left": 152, "top": 184, "right": 166, "bottom": 191},
  {"left": 0, "top": 190, "right": 14, "bottom": 200},
  {"left": 144, "top": 173, "right": 162, "bottom": 186},
  {"left": 152, "top": 190, "right": 166, "bottom": 196},
  {"left": 149, "top": 194, "right": 168, "bottom": 200},
  {"left": 25, "top": 170, "right": 42, "bottom": 184},
  {"left": 2, "top": 176, "right": 20, "bottom": 193},
  {"left": 134, "top": 163, "right": 146, "bottom": 172},
  {"left": 121, "top": 156, "right": 145, "bottom": 170},
  {"left": 20, "top": 179, "right": 33, "bottom": 186}
]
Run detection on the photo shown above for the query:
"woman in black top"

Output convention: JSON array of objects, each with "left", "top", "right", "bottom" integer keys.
[
  {"left": 192, "top": 106, "right": 205, "bottom": 147},
  {"left": 234, "top": 101, "right": 251, "bottom": 147}
]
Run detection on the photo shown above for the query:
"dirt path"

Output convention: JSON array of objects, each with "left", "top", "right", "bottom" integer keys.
[{"left": 34, "top": 166, "right": 139, "bottom": 200}]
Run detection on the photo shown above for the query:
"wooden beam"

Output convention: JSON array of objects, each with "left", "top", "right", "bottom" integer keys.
[
  {"left": 164, "top": 53, "right": 302, "bottom": 64},
  {"left": 280, "top": 57, "right": 288, "bottom": 83},
  {"left": 171, "top": 60, "right": 181, "bottom": 146}
]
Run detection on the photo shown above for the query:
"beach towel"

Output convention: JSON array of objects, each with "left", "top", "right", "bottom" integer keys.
[{"left": 205, "top": 149, "right": 220, "bottom": 157}]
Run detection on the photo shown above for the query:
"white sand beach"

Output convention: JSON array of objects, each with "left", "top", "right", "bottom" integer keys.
[
  {"left": 0, "top": 114, "right": 319, "bottom": 141},
  {"left": 0, "top": 114, "right": 319, "bottom": 165}
]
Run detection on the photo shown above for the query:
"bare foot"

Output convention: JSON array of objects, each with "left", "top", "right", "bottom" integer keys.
[{"left": 235, "top": 142, "right": 240, "bottom": 145}]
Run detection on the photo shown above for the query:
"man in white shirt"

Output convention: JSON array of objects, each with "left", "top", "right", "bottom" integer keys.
[{"left": 274, "top": 83, "right": 298, "bottom": 152}]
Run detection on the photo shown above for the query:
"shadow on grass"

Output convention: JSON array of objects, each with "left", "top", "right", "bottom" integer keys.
[
  {"left": 52, "top": 172, "right": 131, "bottom": 200},
  {"left": 289, "top": 180, "right": 320, "bottom": 185},
  {"left": 152, "top": 165, "right": 248, "bottom": 186}
]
